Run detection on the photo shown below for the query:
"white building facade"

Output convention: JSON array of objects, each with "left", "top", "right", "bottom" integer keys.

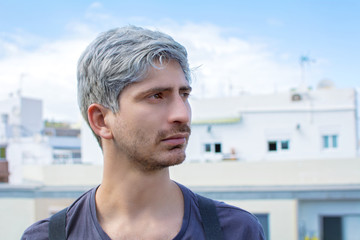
[{"left": 187, "top": 87, "right": 359, "bottom": 162}]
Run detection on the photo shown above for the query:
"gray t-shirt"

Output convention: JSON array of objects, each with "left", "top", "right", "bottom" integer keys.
[{"left": 22, "top": 183, "right": 265, "bottom": 239}]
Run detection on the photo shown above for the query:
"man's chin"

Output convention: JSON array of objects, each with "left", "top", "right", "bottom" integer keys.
[{"left": 140, "top": 153, "right": 186, "bottom": 172}]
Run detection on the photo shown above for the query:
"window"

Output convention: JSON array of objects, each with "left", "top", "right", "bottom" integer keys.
[
  {"left": 281, "top": 140, "right": 289, "bottom": 150},
  {"left": 72, "top": 152, "right": 81, "bottom": 159},
  {"left": 203, "top": 143, "right": 222, "bottom": 154},
  {"left": 53, "top": 149, "right": 81, "bottom": 164},
  {"left": 204, "top": 144, "right": 211, "bottom": 152},
  {"left": 268, "top": 140, "right": 290, "bottom": 152},
  {"left": 332, "top": 135, "right": 338, "bottom": 148},
  {"left": 323, "top": 135, "right": 329, "bottom": 148},
  {"left": 214, "top": 143, "right": 222, "bottom": 153},
  {"left": 322, "top": 215, "right": 360, "bottom": 240},
  {"left": 322, "top": 216, "right": 342, "bottom": 240},
  {"left": 322, "top": 135, "right": 338, "bottom": 149},
  {"left": 268, "top": 141, "right": 277, "bottom": 151},
  {"left": 254, "top": 214, "right": 269, "bottom": 240}
]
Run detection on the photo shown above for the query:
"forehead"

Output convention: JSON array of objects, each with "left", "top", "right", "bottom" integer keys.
[{"left": 125, "top": 60, "right": 190, "bottom": 94}]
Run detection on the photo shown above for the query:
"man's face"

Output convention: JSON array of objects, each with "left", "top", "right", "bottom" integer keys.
[{"left": 110, "top": 59, "right": 192, "bottom": 172}]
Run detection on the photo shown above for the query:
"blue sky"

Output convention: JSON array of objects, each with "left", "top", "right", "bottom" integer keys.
[{"left": 0, "top": 0, "right": 359, "bottom": 121}]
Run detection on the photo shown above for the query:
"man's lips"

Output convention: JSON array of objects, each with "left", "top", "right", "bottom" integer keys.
[{"left": 161, "top": 133, "right": 189, "bottom": 145}]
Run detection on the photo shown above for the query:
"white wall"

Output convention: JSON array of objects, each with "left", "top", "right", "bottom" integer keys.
[
  {"left": 21, "top": 97, "right": 43, "bottom": 135},
  {"left": 187, "top": 89, "right": 357, "bottom": 162},
  {"left": 0, "top": 198, "right": 35, "bottom": 240},
  {"left": 81, "top": 118, "right": 103, "bottom": 165},
  {"left": 21, "top": 158, "right": 360, "bottom": 187},
  {"left": 0, "top": 96, "right": 43, "bottom": 138},
  {"left": 170, "top": 158, "right": 360, "bottom": 187},
  {"left": 7, "top": 137, "right": 53, "bottom": 183},
  {"left": 22, "top": 164, "right": 103, "bottom": 186}
]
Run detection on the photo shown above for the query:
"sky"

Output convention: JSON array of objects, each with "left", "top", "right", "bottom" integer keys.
[{"left": 0, "top": 0, "right": 359, "bottom": 122}]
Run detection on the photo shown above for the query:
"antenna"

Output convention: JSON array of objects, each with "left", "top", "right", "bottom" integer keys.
[
  {"left": 18, "top": 73, "right": 27, "bottom": 97},
  {"left": 299, "top": 54, "right": 316, "bottom": 89}
]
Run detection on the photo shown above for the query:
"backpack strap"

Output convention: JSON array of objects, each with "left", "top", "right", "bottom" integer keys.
[
  {"left": 49, "top": 207, "right": 67, "bottom": 240},
  {"left": 197, "top": 194, "right": 224, "bottom": 240}
]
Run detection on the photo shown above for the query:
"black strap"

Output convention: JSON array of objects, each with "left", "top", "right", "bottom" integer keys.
[
  {"left": 49, "top": 207, "right": 67, "bottom": 240},
  {"left": 197, "top": 194, "right": 224, "bottom": 240}
]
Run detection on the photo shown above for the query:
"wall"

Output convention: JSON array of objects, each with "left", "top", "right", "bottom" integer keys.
[
  {"left": 23, "top": 164, "right": 103, "bottom": 186},
  {"left": 20, "top": 158, "right": 360, "bottom": 187},
  {"left": 170, "top": 159, "right": 360, "bottom": 187},
  {"left": 35, "top": 198, "right": 77, "bottom": 220},
  {"left": 81, "top": 118, "right": 103, "bottom": 165},
  {"left": 187, "top": 89, "right": 358, "bottom": 162},
  {"left": 188, "top": 109, "right": 357, "bottom": 162},
  {"left": 7, "top": 137, "right": 52, "bottom": 183},
  {"left": 228, "top": 199, "right": 298, "bottom": 240},
  {"left": 0, "top": 198, "right": 35, "bottom": 240},
  {"left": 20, "top": 97, "right": 43, "bottom": 135}
]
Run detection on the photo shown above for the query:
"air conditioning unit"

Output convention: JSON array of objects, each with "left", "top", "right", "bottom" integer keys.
[{"left": 291, "top": 93, "right": 302, "bottom": 101}]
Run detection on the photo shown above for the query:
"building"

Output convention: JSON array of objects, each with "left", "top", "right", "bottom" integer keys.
[
  {"left": 0, "top": 93, "right": 43, "bottom": 139},
  {"left": 1, "top": 159, "right": 359, "bottom": 240},
  {"left": 0, "top": 94, "right": 81, "bottom": 183},
  {"left": 43, "top": 122, "right": 82, "bottom": 164},
  {"left": 187, "top": 87, "right": 359, "bottom": 162},
  {"left": 1, "top": 87, "right": 359, "bottom": 239}
]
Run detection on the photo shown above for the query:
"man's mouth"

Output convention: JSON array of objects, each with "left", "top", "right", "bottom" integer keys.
[{"left": 161, "top": 133, "right": 189, "bottom": 146}]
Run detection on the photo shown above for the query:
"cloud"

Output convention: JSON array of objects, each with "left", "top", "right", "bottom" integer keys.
[
  {"left": 0, "top": 33, "right": 91, "bottom": 122},
  {"left": 0, "top": 21, "right": 319, "bottom": 121},
  {"left": 89, "top": 2, "right": 103, "bottom": 9},
  {"left": 158, "top": 23, "right": 307, "bottom": 96}
]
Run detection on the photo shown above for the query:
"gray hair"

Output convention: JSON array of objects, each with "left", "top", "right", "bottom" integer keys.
[{"left": 77, "top": 25, "right": 191, "bottom": 146}]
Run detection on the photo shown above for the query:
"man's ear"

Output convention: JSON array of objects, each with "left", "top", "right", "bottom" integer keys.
[{"left": 87, "top": 103, "right": 113, "bottom": 140}]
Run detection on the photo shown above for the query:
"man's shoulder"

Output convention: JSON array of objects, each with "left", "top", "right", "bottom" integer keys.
[
  {"left": 179, "top": 184, "right": 262, "bottom": 228},
  {"left": 214, "top": 200, "right": 265, "bottom": 239},
  {"left": 21, "top": 219, "right": 49, "bottom": 240},
  {"left": 215, "top": 200, "right": 259, "bottom": 224}
]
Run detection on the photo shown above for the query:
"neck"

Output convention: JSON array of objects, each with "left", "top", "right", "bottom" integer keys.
[
  {"left": 95, "top": 146, "right": 182, "bottom": 220},
  {"left": 94, "top": 139, "right": 184, "bottom": 239}
]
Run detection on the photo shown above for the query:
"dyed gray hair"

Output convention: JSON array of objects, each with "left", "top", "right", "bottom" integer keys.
[{"left": 77, "top": 25, "right": 191, "bottom": 146}]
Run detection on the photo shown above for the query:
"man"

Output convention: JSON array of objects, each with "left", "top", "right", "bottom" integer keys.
[{"left": 22, "top": 26, "right": 265, "bottom": 239}]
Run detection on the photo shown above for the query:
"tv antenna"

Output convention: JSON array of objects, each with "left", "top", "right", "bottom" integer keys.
[{"left": 299, "top": 54, "right": 316, "bottom": 88}]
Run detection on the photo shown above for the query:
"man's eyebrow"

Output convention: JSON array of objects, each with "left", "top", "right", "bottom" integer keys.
[
  {"left": 180, "top": 86, "right": 192, "bottom": 92},
  {"left": 137, "top": 86, "right": 192, "bottom": 97},
  {"left": 139, "top": 87, "right": 172, "bottom": 96}
]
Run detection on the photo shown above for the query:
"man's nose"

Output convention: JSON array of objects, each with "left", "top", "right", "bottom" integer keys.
[{"left": 168, "top": 96, "right": 191, "bottom": 124}]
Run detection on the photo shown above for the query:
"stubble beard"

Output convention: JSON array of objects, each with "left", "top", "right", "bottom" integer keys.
[{"left": 118, "top": 124, "right": 191, "bottom": 172}]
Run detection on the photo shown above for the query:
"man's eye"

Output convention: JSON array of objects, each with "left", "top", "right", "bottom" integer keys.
[
  {"left": 151, "top": 93, "right": 162, "bottom": 99},
  {"left": 181, "top": 92, "right": 191, "bottom": 98}
]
